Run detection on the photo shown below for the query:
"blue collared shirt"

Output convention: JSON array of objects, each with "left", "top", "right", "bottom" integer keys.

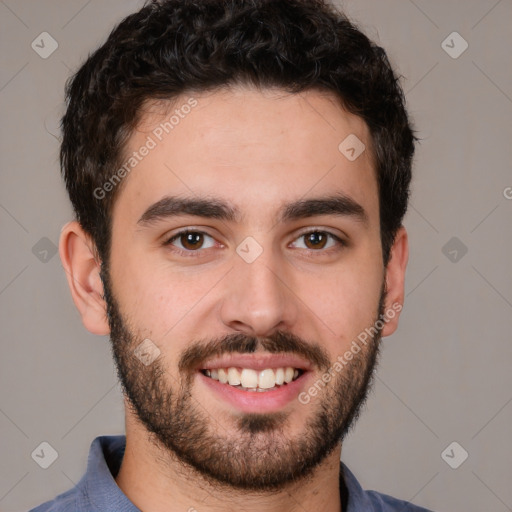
[{"left": 30, "top": 435, "right": 434, "bottom": 511}]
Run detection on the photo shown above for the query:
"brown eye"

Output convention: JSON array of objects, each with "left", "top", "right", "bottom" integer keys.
[
  {"left": 180, "top": 232, "right": 204, "bottom": 250},
  {"left": 291, "top": 230, "right": 343, "bottom": 251},
  {"left": 165, "top": 230, "right": 216, "bottom": 253},
  {"left": 303, "top": 231, "right": 328, "bottom": 249}
]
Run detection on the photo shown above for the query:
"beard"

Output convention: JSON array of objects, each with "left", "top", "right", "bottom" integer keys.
[{"left": 102, "top": 266, "right": 386, "bottom": 492}]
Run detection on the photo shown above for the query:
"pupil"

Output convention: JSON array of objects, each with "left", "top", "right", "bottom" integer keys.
[
  {"left": 307, "top": 232, "right": 326, "bottom": 249},
  {"left": 183, "top": 232, "right": 202, "bottom": 249}
]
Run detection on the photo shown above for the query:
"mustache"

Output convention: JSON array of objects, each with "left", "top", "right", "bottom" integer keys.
[{"left": 179, "top": 330, "right": 331, "bottom": 373}]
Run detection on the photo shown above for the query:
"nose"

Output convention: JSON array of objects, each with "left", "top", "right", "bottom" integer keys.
[{"left": 219, "top": 243, "right": 299, "bottom": 337}]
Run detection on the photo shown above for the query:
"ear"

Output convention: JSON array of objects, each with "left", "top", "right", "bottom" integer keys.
[
  {"left": 59, "top": 221, "right": 110, "bottom": 335},
  {"left": 381, "top": 226, "right": 409, "bottom": 337}
]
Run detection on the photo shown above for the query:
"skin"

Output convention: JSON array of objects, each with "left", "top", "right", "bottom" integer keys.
[{"left": 59, "top": 86, "right": 408, "bottom": 512}]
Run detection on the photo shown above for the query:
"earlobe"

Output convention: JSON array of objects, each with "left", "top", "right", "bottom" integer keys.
[
  {"left": 381, "top": 226, "right": 409, "bottom": 338},
  {"left": 59, "top": 221, "right": 110, "bottom": 335}
]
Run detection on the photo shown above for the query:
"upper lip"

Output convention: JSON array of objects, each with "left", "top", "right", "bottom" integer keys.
[{"left": 200, "top": 353, "right": 313, "bottom": 372}]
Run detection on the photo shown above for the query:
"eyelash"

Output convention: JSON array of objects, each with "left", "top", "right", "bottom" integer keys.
[{"left": 163, "top": 229, "right": 346, "bottom": 258}]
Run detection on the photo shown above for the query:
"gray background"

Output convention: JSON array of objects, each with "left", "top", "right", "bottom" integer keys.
[{"left": 1, "top": 1, "right": 511, "bottom": 511}]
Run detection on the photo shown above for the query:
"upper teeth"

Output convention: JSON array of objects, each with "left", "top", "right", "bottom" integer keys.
[{"left": 204, "top": 367, "right": 300, "bottom": 389}]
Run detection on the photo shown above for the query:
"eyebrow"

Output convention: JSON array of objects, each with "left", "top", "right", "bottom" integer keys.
[{"left": 137, "top": 193, "right": 368, "bottom": 227}]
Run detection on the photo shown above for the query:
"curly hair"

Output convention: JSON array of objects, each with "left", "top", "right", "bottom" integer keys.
[{"left": 60, "top": 0, "right": 416, "bottom": 267}]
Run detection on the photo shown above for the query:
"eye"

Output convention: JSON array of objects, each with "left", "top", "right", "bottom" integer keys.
[
  {"left": 290, "top": 230, "right": 344, "bottom": 251},
  {"left": 163, "top": 228, "right": 345, "bottom": 258},
  {"left": 164, "top": 230, "right": 216, "bottom": 254}
]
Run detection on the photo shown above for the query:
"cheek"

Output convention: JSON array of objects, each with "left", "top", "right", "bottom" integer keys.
[
  {"left": 116, "top": 257, "right": 224, "bottom": 342},
  {"left": 306, "top": 262, "right": 383, "bottom": 351}
]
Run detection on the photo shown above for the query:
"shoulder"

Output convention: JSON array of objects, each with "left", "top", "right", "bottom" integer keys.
[
  {"left": 28, "top": 435, "right": 125, "bottom": 512},
  {"left": 340, "top": 462, "right": 435, "bottom": 512},
  {"left": 365, "top": 489, "right": 435, "bottom": 511},
  {"left": 28, "top": 488, "right": 80, "bottom": 512}
]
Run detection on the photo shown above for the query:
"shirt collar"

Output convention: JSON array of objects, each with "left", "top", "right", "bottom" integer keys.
[
  {"left": 340, "top": 460, "right": 378, "bottom": 511},
  {"left": 78, "top": 435, "right": 138, "bottom": 511}
]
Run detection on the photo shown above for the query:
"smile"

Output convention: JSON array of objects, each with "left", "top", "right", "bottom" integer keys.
[{"left": 201, "top": 367, "right": 304, "bottom": 392}]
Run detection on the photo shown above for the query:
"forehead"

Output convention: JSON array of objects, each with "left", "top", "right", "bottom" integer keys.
[{"left": 112, "top": 86, "right": 378, "bottom": 226}]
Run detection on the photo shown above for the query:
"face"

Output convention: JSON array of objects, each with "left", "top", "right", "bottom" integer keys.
[{"left": 100, "top": 86, "right": 398, "bottom": 490}]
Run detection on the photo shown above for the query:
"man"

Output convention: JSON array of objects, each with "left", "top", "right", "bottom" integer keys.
[{"left": 31, "top": 0, "right": 433, "bottom": 510}]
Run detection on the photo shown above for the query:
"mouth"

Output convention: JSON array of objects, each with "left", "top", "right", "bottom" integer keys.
[
  {"left": 200, "top": 366, "right": 305, "bottom": 392},
  {"left": 196, "top": 354, "right": 313, "bottom": 413}
]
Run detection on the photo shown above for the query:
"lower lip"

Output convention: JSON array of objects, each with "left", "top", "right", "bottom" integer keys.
[{"left": 198, "top": 371, "right": 311, "bottom": 413}]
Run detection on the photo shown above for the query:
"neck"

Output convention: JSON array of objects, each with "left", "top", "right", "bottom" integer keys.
[{"left": 115, "top": 412, "right": 343, "bottom": 512}]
